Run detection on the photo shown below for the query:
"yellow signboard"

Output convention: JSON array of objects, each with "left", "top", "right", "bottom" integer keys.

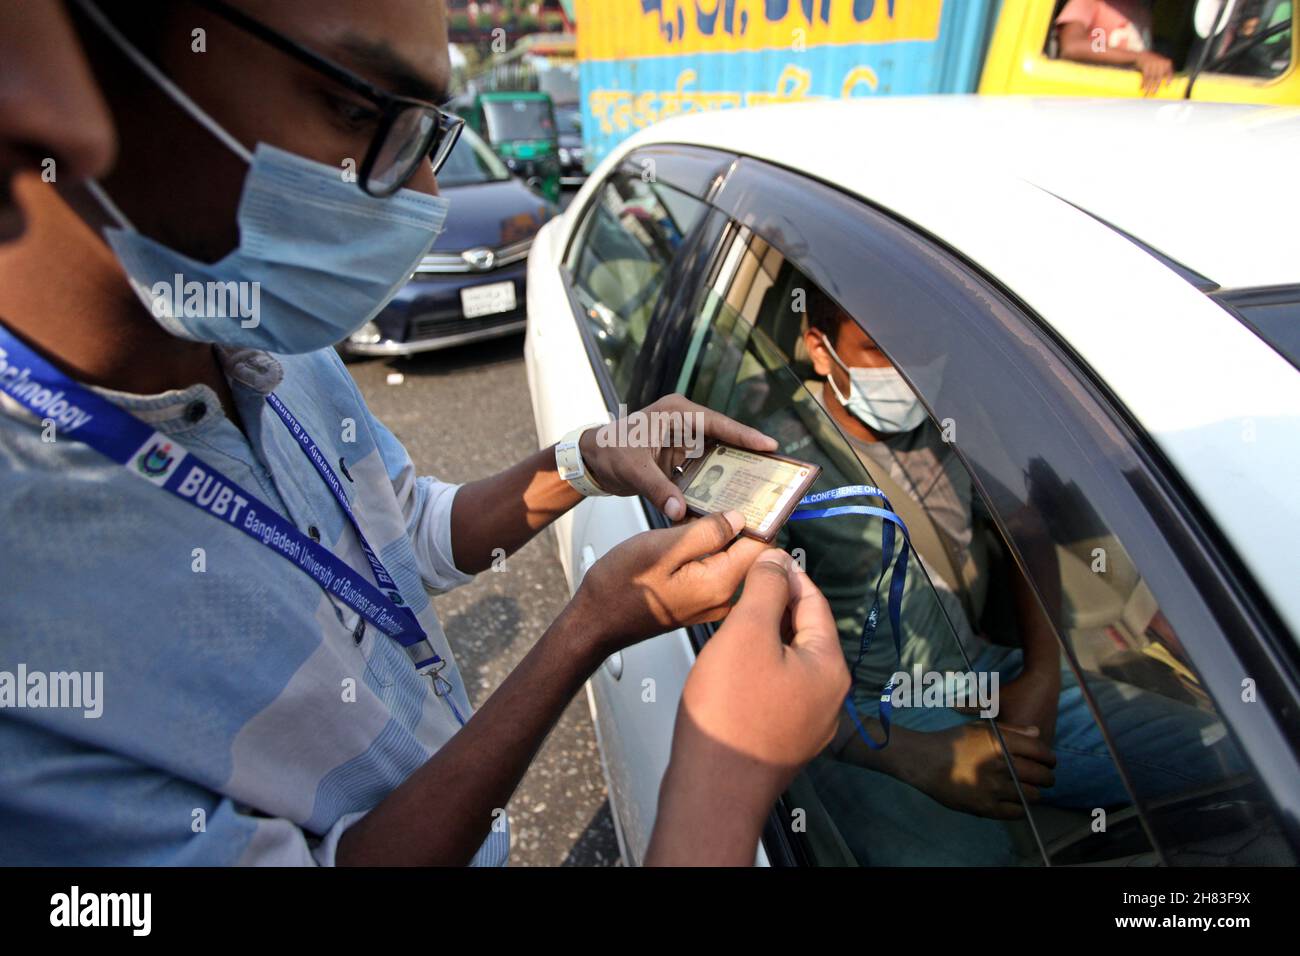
[
  {"left": 577, "top": 0, "right": 944, "bottom": 62},
  {"left": 588, "top": 63, "right": 881, "bottom": 136}
]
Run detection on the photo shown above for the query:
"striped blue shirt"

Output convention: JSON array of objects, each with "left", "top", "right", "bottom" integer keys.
[{"left": 0, "top": 344, "right": 509, "bottom": 865}]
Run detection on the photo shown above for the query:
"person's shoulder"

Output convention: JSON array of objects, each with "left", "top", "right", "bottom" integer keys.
[
  {"left": 0, "top": 397, "right": 103, "bottom": 488},
  {"left": 272, "top": 347, "right": 356, "bottom": 391},
  {"left": 1056, "top": 0, "right": 1099, "bottom": 23},
  {"left": 267, "top": 347, "right": 371, "bottom": 416}
]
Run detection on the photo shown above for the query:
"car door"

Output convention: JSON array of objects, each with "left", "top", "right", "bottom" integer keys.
[
  {"left": 655, "top": 155, "right": 1300, "bottom": 866},
  {"left": 527, "top": 145, "right": 734, "bottom": 863},
  {"left": 648, "top": 219, "right": 1050, "bottom": 865}
]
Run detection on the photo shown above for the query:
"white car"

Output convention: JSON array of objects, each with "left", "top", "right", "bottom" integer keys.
[{"left": 524, "top": 96, "right": 1300, "bottom": 867}]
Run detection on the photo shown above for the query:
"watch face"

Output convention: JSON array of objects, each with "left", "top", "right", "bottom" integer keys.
[{"left": 557, "top": 441, "right": 583, "bottom": 482}]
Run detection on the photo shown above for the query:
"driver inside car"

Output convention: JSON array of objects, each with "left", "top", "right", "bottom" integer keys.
[{"left": 757, "top": 283, "right": 1243, "bottom": 864}]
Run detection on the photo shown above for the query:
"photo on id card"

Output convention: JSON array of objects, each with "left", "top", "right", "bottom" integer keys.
[{"left": 673, "top": 443, "right": 820, "bottom": 543}]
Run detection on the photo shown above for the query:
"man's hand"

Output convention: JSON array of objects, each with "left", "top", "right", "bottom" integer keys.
[
  {"left": 578, "top": 394, "right": 778, "bottom": 520},
  {"left": 1136, "top": 50, "right": 1174, "bottom": 95},
  {"left": 571, "top": 511, "right": 768, "bottom": 656},
  {"left": 646, "top": 551, "right": 850, "bottom": 865},
  {"left": 1055, "top": 22, "right": 1175, "bottom": 97},
  {"left": 902, "top": 721, "right": 1056, "bottom": 820},
  {"left": 675, "top": 549, "right": 850, "bottom": 770},
  {"left": 448, "top": 395, "right": 774, "bottom": 574}
]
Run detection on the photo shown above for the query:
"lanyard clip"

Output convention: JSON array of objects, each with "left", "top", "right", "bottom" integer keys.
[{"left": 423, "top": 659, "right": 453, "bottom": 697}]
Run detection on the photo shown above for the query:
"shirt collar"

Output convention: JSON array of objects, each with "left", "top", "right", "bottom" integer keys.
[
  {"left": 85, "top": 347, "right": 284, "bottom": 437},
  {"left": 220, "top": 347, "right": 284, "bottom": 395}
]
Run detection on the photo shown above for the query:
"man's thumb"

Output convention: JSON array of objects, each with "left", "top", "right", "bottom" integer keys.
[
  {"left": 664, "top": 509, "right": 745, "bottom": 564},
  {"left": 728, "top": 549, "right": 794, "bottom": 634}
]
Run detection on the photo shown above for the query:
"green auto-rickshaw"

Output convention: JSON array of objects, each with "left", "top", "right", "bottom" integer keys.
[{"left": 462, "top": 91, "right": 561, "bottom": 203}]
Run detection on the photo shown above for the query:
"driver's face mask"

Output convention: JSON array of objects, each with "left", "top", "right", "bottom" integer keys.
[
  {"left": 821, "top": 333, "right": 928, "bottom": 435},
  {"left": 79, "top": 1, "right": 450, "bottom": 354}
]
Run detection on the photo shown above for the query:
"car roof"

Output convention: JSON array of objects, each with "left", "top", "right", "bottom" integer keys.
[
  {"left": 635, "top": 95, "right": 1300, "bottom": 290},
  {"left": 599, "top": 96, "right": 1300, "bottom": 634}
]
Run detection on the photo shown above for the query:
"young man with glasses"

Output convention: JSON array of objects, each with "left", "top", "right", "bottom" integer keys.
[{"left": 0, "top": 0, "right": 847, "bottom": 866}]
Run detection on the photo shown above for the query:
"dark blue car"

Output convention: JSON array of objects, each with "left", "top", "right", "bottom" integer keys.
[{"left": 341, "top": 125, "right": 558, "bottom": 357}]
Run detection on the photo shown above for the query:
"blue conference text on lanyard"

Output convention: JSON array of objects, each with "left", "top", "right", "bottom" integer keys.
[
  {"left": 0, "top": 327, "right": 464, "bottom": 724},
  {"left": 788, "top": 484, "right": 911, "bottom": 749}
]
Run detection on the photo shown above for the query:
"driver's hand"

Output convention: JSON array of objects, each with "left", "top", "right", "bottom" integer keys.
[
  {"left": 1136, "top": 51, "right": 1174, "bottom": 95},
  {"left": 907, "top": 721, "right": 1057, "bottom": 819}
]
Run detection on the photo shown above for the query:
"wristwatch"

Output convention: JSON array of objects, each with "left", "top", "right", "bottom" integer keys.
[{"left": 555, "top": 424, "right": 609, "bottom": 497}]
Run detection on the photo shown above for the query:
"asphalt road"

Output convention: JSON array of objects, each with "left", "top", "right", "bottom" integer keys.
[{"left": 346, "top": 332, "right": 621, "bottom": 867}]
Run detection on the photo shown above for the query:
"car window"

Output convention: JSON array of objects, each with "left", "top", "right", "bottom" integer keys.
[
  {"left": 482, "top": 98, "right": 555, "bottom": 142},
  {"left": 557, "top": 108, "right": 583, "bottom": 137},
  {"left": 1022, "top": 500, "right": 1294, "bottom": 864},
  {"left": 1217, "top": 286, "right": 1300, "bottom": 373},
  {"left": 566, "top": 170, "right": 707, "bottom": 398},
  {"left": 434, "top": 126, "right": 511, "bottom": 188},
  {"left": 664, "top": 156, "right": 1300, "bottom": 868},
  {"left": 1199, "top": 0, "right": 1293, "bottom": 79},
  {"left": 1043, "top": 0, "right": 1293, "bottom": 80},
  {"left": 673, "top": 223, "right": 1048, "bottom": 866},
  {"left": 670, "top": 212, "right": 1296, "bottom": 868}
]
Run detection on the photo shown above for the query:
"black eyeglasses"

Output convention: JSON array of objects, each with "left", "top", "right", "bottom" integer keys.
[{"left": 190, "top": 0, "right": 463, "bottom": 197}]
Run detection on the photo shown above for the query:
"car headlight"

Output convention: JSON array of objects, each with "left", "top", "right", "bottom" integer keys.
[
  {"left": 349, "top": 321, "right": 382, "bottom": 345},
  {"left": 558, "top": 147, "right": 571, "bottom": 165}
]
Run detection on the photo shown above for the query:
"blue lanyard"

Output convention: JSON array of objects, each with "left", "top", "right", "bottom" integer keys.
[
  {"left": 263, "top": 391, "right": 464, "bottom": 724},
  {"left": 0, "top": 327, "right": 464, "bottom": 723},
  {"left": 789, "top": 484, "right": 910, "bottom": 749}
]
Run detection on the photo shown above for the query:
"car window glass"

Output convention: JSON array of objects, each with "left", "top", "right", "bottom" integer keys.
[
  {"left": 483, "top": 98, "right": 555, "bottom": 141},
  {"left": 675, "top": 224, "right": 1048, "bottom": 866},
  {"left": 557, "top": 108, "right": 583, "bottom": 137},
  {"left": 1043, "top": 0, "right": 1293, "bottom": 79},
  {"left": 814, "top": 208, "right": 1295, "bottom": 867},
  {"left": 435, "top": 126, "right": 510, "bottom": 188},
  {"left": 1024, "top": 484, "right": 1294, "bottom": 864},
  {"left": 567, "top": 170, "right": 706, "bottom": 398},
  {"left": 1218, "top": 289, "right": 1300, "bottom": 372},
  {"left": 1200, "top": 0, "right": 1293, "bottom": 78},
  {"left": 678, "top": 219, "right": 1291, "bottom": 866},
  {"left": 668, "top": 150, "right": 1300, "bottom": 867}
]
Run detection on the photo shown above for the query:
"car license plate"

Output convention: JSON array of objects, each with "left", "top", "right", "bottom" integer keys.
[{"left": 460, "top": 282, "right": 516, "bottom": 319}]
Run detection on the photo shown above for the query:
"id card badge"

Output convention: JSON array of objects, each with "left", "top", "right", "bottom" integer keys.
[{"left": 673, "top": 442, "right": 821, "bottom": 543}]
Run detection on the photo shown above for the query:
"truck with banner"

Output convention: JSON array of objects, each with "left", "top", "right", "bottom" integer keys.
[{"left": 576, "top": 0, "right": 1299, "bottom": 169}]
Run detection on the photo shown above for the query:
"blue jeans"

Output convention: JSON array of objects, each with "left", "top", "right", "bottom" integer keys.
[{"left": 809, "top": 648, "right": 1244, "bottom": 865}]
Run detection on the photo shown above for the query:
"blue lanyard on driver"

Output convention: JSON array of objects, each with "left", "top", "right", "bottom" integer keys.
[
  {"left": 0, "top": 326, "right": 465, "bottom": 725},
  {"left": 787, "top": 484, "right": 910, "bottom": 749}
]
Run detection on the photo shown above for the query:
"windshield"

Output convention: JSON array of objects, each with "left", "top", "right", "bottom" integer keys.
[
  {"left": 434, "top": 126, "right": 510, "bottom": 188},
  {"left": 1192, "top": 0, "right": 1293, "bottom": 79},
  {"left": 483, "top": 99, "right": 556, "bottom": 143},
  {"left": 557, "top": 108, "right": 582, "bottom": 138}
]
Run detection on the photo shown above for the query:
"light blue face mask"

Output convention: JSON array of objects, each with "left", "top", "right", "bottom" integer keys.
[{"left": 80, "top": 0, "right": 450, "bottom": 355}]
